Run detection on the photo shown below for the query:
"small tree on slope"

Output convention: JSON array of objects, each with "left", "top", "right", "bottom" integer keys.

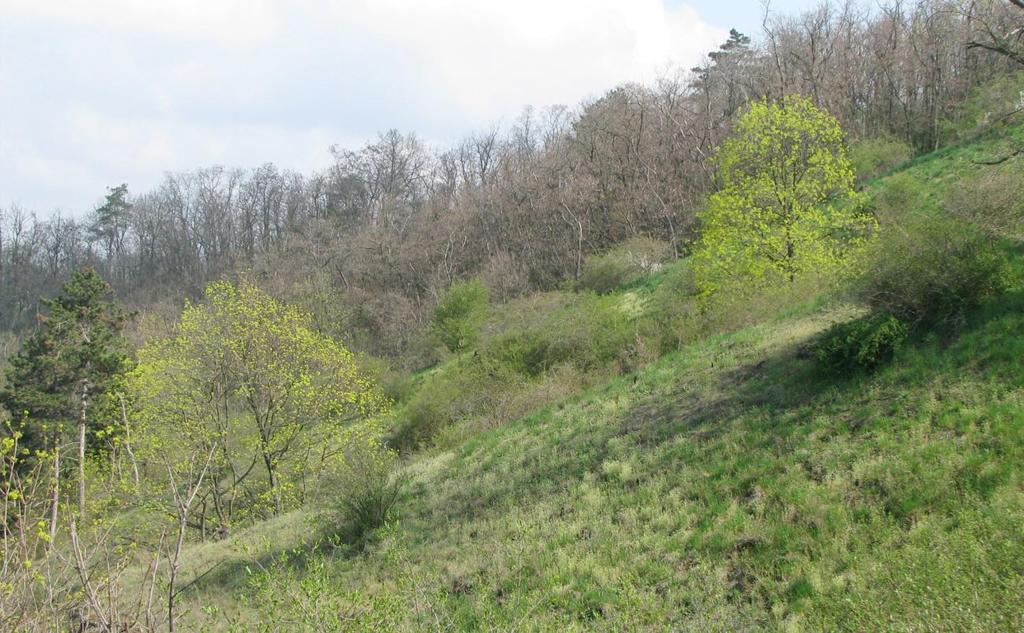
[{"left": 129, "top": 280, "right": 388, "bottom": 521}]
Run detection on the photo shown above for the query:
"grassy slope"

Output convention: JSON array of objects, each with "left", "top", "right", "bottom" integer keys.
[{"left": 181, "top": 123, "right": 1024, "bottom": 631}]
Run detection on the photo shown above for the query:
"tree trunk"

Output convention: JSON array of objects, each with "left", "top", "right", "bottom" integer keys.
[
  {"left": 168, "top": 512, "right": 187, "bottom": 633},
  {"left": 262, "top": 451, "right": 281, "bottom": 515},
  {"left": 78, "top": 380, "right": 89, "bottom": 518},
  {"left": 48, "top": 436, "right": 60, "bottom": 546},
  {"left": 118, "top": 393, "right": 140, "bottom": 489}
]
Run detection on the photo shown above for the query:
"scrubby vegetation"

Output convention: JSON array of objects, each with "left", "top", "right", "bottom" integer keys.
[{"left": 4, "top": 2, "right": 1024, "bottom": 631}]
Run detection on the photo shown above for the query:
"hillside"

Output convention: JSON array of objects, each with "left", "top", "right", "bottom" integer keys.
[
  {"left": 166, "top": 121, "right": 1024, "bottom": 631},
  {"left": 9, "top": 4, "right": 1024, "bottom": 632}
]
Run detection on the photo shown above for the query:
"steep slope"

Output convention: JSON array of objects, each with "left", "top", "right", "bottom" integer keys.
[{"left": 177, "top": 123, "right": 1024, "bottom": 631}]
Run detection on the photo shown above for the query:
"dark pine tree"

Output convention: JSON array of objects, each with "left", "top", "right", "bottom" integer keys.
[{"left": 1, "top": 267, "right": 131, "bottom": 526}]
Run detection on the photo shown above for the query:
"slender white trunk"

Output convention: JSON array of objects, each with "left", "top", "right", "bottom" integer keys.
[
  {"left": 78, "top": 380, "right": 89, "bottom": 518},
  {"left": 48, "top": 439, "right": 60, "bottom": 545},
  {"left": 118, "top": 393, "right": 140, "bottom": 488}
]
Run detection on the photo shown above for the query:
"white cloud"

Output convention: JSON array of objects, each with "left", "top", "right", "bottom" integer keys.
[
  {"left": 0, "top": 1, "right": 724, "bottom": 214},
  {"left": 0, "top": 0, "right": 278, "bottom": 45},
  {"left": 337, "top": 0, "right": 722, "bottom": 125}
]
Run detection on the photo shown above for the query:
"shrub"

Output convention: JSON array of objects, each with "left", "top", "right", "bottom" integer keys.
[
  {"left": 431, "top": 279, "right": 490, "bottom": 353},
  {"left": 868, "top": 172, "right": 926, "bottom": 226},
  {"left": 938, "top": 70, "right": 1024, "bottom": 143},
  {"left": 392, "top": 390, "right": 451, "bottom": 450},
  {"left": 858, "top": 210, "right": 1010, "bottom": 327},
  {"left": 391, "top": 357, "right": 526, "bottom": 450},
  {"left": 849, "top": 134, "right": 913, "bottom": 182},
  {"left": 491, "top": 329, "right": 562, "bottom": 377},
  {"left": 815, "top": 312, "right": 909, "bottom": 372},
  {"left": 945, "top": 162, "right": 1024, "bottom": 241},
  {"left": 643, "top": 260, "right": 700, "bottom": 352},
  {"left": 393, "top": 292, "right": 637, "bottom": 447},
  {"left": 577, "top": 237, "right": 668, "bottom": 294},
  {"left": 486, "top": 293, "right": 632, "bottom": 376},
  {"left": 381, "top": 370, "right": 418, "bottom": 405},
  {"left": 325, "top": 432, "right": 403, "bottom": 541}
]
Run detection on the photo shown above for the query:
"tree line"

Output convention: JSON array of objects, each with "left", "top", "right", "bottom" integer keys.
[{"left": 2, "top": 0, "right": 1022, "bottom": 360}]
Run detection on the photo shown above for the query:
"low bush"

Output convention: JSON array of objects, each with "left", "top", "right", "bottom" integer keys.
[
  {"left": 391, "top": 358, "right": 526, "bottom": 450},
  {"left": 324, "top": 432, "right": 404, "bottom": 542},
  {"left": 491, "top": 328, "right": 563, "bottom": 377},
  {"left": 576, "top": 237, "right": 668, "bottom": 294},
  {"left": 815, "top": 312, "right": 909, "bottom": 372},
  {"left": 431, "top": 278, "right": 490, "bottom": 353},
  {"left": 392, "top": 388, "right": 451, "bottom": 450},
  {"left": 489, "top": 293, "right": 634, "bottom": 375},
  {"left": 849, "top": 134, "right": 914, "bottom": 182},
  {"left": 945, "top": 162, "right": 1024, "bottom": 241},
  {"left": 642, "top": 261, "right": 701, "bottom": 353},
  {"left": 869, "top": 173, "right": 927, "bottom": 226},
  {"left": 858, "top": 211, "right": 1010, "bottom": 327},
  {"left": 394, "top": 292, "right": 638, "bottom": 447}
]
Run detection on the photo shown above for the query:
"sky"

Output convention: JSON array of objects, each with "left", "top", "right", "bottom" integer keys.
[{"left": 0, "top": 0, "right": 820, "bottom": 216}]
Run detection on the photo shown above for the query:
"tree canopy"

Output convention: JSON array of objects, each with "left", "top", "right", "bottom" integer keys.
[
  {"left": 129, "top": 280, "right": 387, "bottom": 520},
  {"left": 693, "top": 95, "right": 874, "bottom": 293},
  {"left": 1, "top": 267, "right": 130, "bottom": 451}
]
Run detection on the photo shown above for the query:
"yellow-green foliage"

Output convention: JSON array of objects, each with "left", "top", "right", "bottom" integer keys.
[
  {"left": 694, "top": 95, "right": 875, "bottom": 294},
  {"left": 130, "top": 281, "right": 387, "bottom": 521}
]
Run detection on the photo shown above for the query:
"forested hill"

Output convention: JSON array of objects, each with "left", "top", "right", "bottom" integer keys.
[
  {"left": 3, "top": 1, "right": 1024, "bottom": 631},
  {"left": 132, "top": 115, "right": 1024, "bottom": 629},
  {"left": 1, "top": 1, "right": 1023, "bottom": 360}
]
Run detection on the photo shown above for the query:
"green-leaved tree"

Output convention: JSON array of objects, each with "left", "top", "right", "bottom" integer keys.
[
  {"left": 693, "top": 95, "right": 874, "bottom": 294},
  {"left": 130, "top": 280, "right": 388, "bottom": 521}
]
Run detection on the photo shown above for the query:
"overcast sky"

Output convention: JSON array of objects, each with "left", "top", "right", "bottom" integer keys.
[{"left": 0, "top": 0, "right": 819, "bottom": 216}]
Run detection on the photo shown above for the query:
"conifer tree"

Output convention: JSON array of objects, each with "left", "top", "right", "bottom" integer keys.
[{"left": 1, "top": 267, "right": 131, "bottom": 525}]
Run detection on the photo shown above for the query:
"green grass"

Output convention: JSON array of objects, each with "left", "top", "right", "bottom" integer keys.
[
  {"left": 176, "top": 293, "right": 1024, "bottom": 631},
  {"left": 169, "top": 119, "right": 1024, "bottom": 631}
]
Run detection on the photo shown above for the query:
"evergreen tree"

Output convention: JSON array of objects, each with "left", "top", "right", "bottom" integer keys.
[
  {"left": 88, "top": 184, "right": 132, "bottom": 281},
  {"left": 1, "top": 267, "right": 131, "bottom": 521}
]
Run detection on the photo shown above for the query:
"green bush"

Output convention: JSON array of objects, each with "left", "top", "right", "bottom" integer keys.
[
  {"left": 391, "top": 378, "right": 457, "bottom": 450},
  {"left": 577, "top": 237, "right": 668, "bottom": 294},
  {"left": 491, "top": 329, "right": 563, "bottom": 377},
  {"left": 324, "top": 433, "right": 403, "bottom": 542},
  {"left": 391, "top": 357, "right": 527, "bottom": 450},
  {"left": 815, "top": 312, "right": 909, "bottom": 372},
  {"left": 869, "top": 173, "right": 927, "bottom": 226},
  {"left": 431, "top": 279, "right": 489, "bottom": 352},
  {"left": 939, "top": 71, "right": 1024, "bottom": 143},
  {"left": 642, "top": 260, "right": 700, "bottom": 353},
  {"left": 858, "top": 211, "right": 1010, "bottom": 327},
  {"left": 849, "top": 134, "right": 914, "bottom": 182},
  {"left": 945, "top": 162, "right": 1024, "bottom": 241},
  {"left": 392, "top": 389, "right": 451, "bottom": 450},
  {"left": 394, "top": 292, "right": 638, "bottom": 448},
  {"left": 490, "top": 293, "right": 634, "bottom": 376}
]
